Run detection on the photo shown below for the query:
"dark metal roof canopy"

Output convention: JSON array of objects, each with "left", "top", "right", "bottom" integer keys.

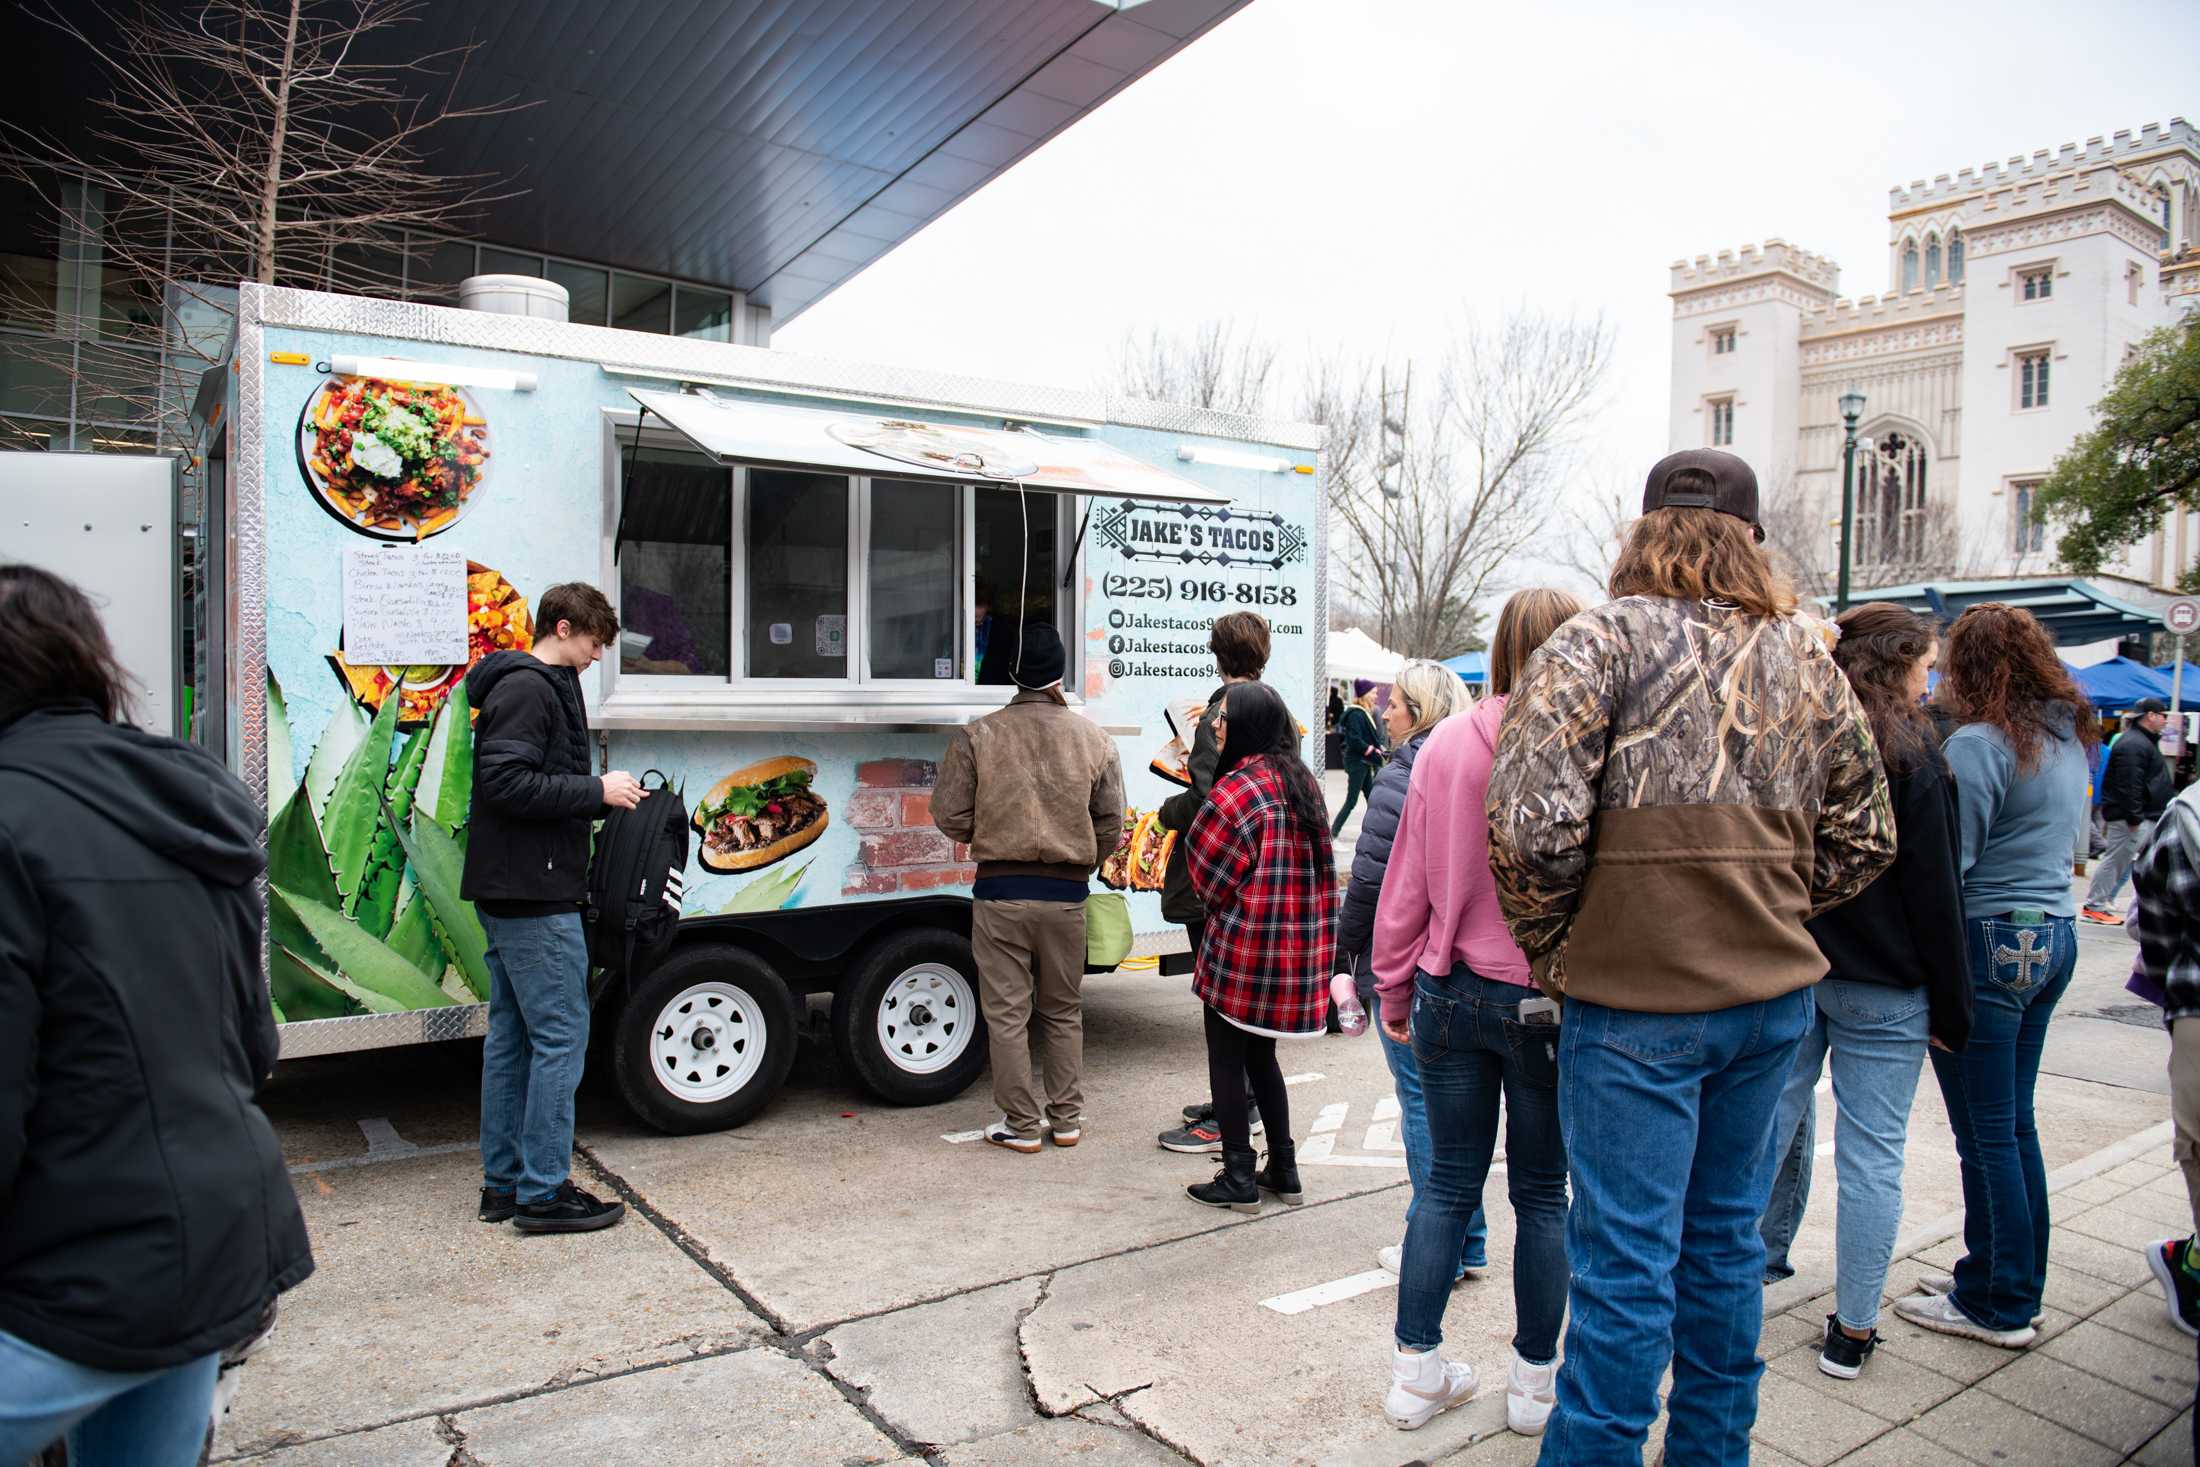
[
  {"left": 1859, "top": 577, "right": 2169, "bottom": 647},
  {"left": 2, "top": 0, "right": 1251, "bottom": 328}
]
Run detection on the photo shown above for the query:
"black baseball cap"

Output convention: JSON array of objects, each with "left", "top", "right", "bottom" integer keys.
[
  {"left": 1642, "top": 449, "right": 1762, "bottom": 541},
  {"left": 2133, "top": 697, "right": 2169, "bottom": 715}
]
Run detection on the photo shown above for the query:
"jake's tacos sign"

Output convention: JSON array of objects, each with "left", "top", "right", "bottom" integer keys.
[{"left": 1091, "top": 502, "right": 1307, "bottom": 570}]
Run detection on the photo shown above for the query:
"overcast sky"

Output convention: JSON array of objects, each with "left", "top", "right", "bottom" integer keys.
[{"left": 781, "top": 0, "right": 2200, "bottom": 590}]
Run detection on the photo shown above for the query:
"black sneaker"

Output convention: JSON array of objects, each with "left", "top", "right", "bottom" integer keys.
[
  {"left": 1816, "top": 1315, "right": 1879, "bottom": 1380},
  {"left": 1158, "top": 1103, "right": 1261, "bottom": 1153},
  {"left": 2146, "top": 1237, "right": 2200, "bottom": 1338},
  {"left": 512, "top": 1181, "right": 626, "bottom": 1234},
  {"left": 1181, "top": 1100, "right": 1215, "bottom": 1124},
  {"left": 478, "top": 1187, "right": 516, "bottom": 1224}
]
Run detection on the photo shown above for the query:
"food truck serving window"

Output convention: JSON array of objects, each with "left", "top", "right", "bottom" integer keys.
[{"left": 612, "top": 432, "right": 1074, "bottom": 691}]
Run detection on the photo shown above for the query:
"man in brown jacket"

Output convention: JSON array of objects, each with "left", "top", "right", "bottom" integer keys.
[
  {"left": 1486, "top": 450, "right": 1894, "bottom": 1464},
  {"left": 934, "top": 622, "right": 1124, "bottom": 1153}
]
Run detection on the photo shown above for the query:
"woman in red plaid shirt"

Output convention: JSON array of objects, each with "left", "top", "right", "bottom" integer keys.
[{"left": 1183, "top": 681, "right": 1337, "bottom": 1212}]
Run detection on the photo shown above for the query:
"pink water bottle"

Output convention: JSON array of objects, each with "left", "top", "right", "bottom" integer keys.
[{"left": 1330, "top": 972, "right": 1368, "bottom": 1036}]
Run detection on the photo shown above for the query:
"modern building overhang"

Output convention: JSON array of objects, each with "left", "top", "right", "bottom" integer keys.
[
  {"left": 1855, "top": 577, "right": 2171, "bottom": 647},
  {"left": 2, "top": 0, "right": 1253, "bottom": 329}
]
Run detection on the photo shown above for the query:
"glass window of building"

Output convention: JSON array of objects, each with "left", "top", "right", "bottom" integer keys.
[
  {"left": 612, "top": 273, "right": 672, "bottom": 334},
  {"left": 547, "top": 260, "right": 609, "bottom": 325},
  {"left": 2018, "top": 350, "right": 2051, "bottom": 410},
  {"left": 674, "top": 287, "right": 733, "bottom": 342}
]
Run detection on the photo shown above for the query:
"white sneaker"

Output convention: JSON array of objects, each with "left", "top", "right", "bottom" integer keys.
[
  {"left": 1376, "top": 1244, "right": 1475, "bottom": 1282},
  {"left": 1505, "top": 1350, "right": 1557, "bottom": 1436},
  {"left": 983, "top": 1119, "right": 1040, "bottom": 1154},
  {"left": 1892, "top": 1291, "right": 2035, "bottom": 1348},
  {"left": 1384, "top": 1345, "right": 1476, "bottom": 1429},
  {"left": 1914, "top": 1270, "right": 2042, "bottom": 1329}
]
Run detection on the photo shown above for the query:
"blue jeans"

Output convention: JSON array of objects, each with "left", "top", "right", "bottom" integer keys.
[
  {"left": 1928, "top": 915, "right": 2078, "bottom": 1332},
  {"left": 1394, "top": 967, "right": 1568, "bottom": 1362},
  {"left": 1756, "top": 979, "right": 1930, "bottom": 1330},
  {"left": 1759, "top": 1102, "right": 1815, "bottom": 1282},
  {"left": 0, "top": 1328, "right": 220, "bottom": 1467},
  {"left": 1379, "top": 1008, "right": 1488, "bottom": 1272},
  {"left": 479, "top": 908, "right": 592, "bottom": 1204},
  {"left": 1539, "top": 988, "right": 1813, "bottom": 1467}
]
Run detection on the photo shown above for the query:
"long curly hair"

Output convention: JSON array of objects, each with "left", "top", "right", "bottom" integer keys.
[
  {"left": 1938, "top": 602, "right": 2097, "bottom": 771},
  {"left": 1608, "top": 501, "right": 1796, "bottom": 618},
  {"left": 1830, "top": 603, "right": 1940, "bottom": 773}
]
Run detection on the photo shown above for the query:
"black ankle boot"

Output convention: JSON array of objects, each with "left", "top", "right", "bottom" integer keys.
[
  {"left": 1187, "top": 1146, "right": 1261, "bottom": 1213},
  {"left": 1255, "top": 1138, "right": 1302, "bottom": 1206}
]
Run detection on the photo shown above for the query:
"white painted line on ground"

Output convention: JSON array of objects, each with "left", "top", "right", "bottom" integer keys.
[
  {"left": 1813, "top": 1142, "right": 1836, "bottom": 1157},
  {"left": 941, "top": 1129, "right": 988, "bottom": 1144},
  {"left": 289, "top": 1140, "right": 476, "bottom": 1176},
  {"left": 1816, "top": 1076, "right": 1833, "bottom": 1095},
  {"left": 1300, "top": 1154, "right": 1411, "bottom": 1169},
  {"left": 358, "top": 1117, "right": 418, "bottom": 1157},
  {"left": 1262, "top": 1269, "right": 1397, "bottom": 1315},
  {"left": 1284, "top": 1072, "right": 1326, "bottom": 1086},
  {"left": 1310, "top": 1102, "right": 1349, "bottom": 1135},
  {"left": 1363, "top": 1096, "right": 1404, "bottom": 1153}
]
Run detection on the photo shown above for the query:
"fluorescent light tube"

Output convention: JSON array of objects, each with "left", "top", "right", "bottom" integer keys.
[
  {"left": 327, "top": 354, "right": 538, "bottom": 392},
  {"left": 1176, "top": 445, "right": 1289, "bottom": 472}
]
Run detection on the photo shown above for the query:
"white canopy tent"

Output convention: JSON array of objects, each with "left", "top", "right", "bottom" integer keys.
[{"left": 1327, "top": 626, "right": 1404, "bottom": 684}]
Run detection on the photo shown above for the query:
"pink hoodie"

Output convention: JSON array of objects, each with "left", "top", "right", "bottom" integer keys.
[{"left": 1371, "top": 694, "right": 1534, "bottom": 1024}]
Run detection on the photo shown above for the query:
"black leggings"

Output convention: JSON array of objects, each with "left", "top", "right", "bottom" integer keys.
[{"left": 1204, "top": 1004, "right": 1291, "bottom": 1157}]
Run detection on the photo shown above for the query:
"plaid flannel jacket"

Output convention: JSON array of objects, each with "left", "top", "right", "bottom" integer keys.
[
  {"left": 1186, "top": 756, "right": 1336, "bottom": 1035},
  {"left": 2133, "top": 788, "right": 2200, "bottom": 1022}
]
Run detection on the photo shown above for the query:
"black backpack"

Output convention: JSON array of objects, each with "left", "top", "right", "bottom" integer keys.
[{"left": 585, "top": 771, "right": 689, "bottom": 986}]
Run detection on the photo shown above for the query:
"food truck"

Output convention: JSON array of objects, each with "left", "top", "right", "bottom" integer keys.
[{"left": 193, "top": 281, "right": 1325, "bottom": 1133}]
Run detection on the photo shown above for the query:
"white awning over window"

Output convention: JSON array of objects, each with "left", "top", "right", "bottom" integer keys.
[{"left": 627, "top": 387, "right": 1231, "bottom": 505}]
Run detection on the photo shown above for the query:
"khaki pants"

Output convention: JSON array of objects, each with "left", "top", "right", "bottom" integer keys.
[
  {"left": 2174, "top": 1018, "right": 2200, "bottom": 1229},
  {"left": 971, "top": 900, "right": 1087, "bottom": 1138}
]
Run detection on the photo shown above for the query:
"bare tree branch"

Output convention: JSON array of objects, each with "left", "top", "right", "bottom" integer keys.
[{"left": 0, "top": 0, "right": 532, "bottom": 457}]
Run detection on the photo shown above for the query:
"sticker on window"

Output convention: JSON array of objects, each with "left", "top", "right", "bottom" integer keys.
[
  {"left": 769, "top": 622, "right": 793, "bottom": 646},
  {"left": 816, "top": 614, "right": 846, "bottom": 657},
  {"left": 934, "top": 657, "right": 955, "bottom": 679}
]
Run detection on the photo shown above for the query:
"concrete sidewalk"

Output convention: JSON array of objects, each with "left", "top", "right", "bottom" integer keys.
[{"left": 1430, "top": 1123, "right": 2197, "bottom": 1466}]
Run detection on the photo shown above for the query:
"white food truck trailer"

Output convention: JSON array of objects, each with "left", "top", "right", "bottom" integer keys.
[{"left": 182, "top": 281, "right": 1324, "bottom": 1133}]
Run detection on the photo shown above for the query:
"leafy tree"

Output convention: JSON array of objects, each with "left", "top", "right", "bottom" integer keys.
[{"left": 2036, "top": 317, "right": 2200, "bottom": 587}]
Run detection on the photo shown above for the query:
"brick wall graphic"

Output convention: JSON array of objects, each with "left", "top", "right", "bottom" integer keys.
[{"left": 843, "top": 758, "right": 976, "bottom": 897}]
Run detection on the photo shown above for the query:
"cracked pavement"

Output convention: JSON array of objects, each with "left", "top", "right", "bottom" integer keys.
[{"left": 221, "top": 908, "right": 2184, "bottom": 1465}]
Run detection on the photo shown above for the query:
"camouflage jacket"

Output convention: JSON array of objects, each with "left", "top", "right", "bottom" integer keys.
[{"left": 1485, "top": 595, "right": 1895, "bottom": 1013}]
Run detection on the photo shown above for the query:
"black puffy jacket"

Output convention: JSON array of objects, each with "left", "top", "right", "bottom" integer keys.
[
  {"left": 1335, "top": 728, "right": 1428, "bottom": 988},
  {"left": 459, "top": 652, "right": 604, "bottom": 906},
  {"left": 0, "top": 703, "right": 312, "bottom": 1372},
  {"left": 2102, "top": 723, "right": 2174, "bottom": 824}
]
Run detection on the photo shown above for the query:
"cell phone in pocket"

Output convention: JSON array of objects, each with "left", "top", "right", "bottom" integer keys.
[
  {"left": 2009, "top": 907, "right": 2049, "bottom": 925},
  {"left": 1518, "top": 994, "right": 1560, "bottom": 1027}
]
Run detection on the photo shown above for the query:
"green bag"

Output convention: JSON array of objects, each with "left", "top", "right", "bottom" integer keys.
[{"left": 1085, "top": 891, "right": 1133, "bottom": 969}]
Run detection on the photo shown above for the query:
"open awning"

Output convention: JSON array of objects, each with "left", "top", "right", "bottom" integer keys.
[
  {"left": 627, "top": 388, "right": 1231, "bottom": 505},
  {"left": 1849, "top": 577, "right": 2171, "bottom": 648}
]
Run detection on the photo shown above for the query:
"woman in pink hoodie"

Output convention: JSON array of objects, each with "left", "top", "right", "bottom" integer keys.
[{"left": 1373, "top": 587, "right": 1580, "bottom": 1436}]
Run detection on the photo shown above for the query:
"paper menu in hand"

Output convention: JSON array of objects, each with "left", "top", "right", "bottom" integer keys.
[
  {"left": 341, "top": 546, "right": 467, "bottom": 666},
  {"left": 1149, "top": 698, "right": 1210, "bottom": 787}
]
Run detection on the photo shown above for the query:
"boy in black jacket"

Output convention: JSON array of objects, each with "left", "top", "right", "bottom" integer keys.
[{"left": 461, "top": 582, "right": 642, "bottom": 1233}]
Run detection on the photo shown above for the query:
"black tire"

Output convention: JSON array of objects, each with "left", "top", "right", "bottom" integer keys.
[
  {"left": 831, "top": 927, "right": 988, "bottom": 1106},
  {"left": 613, "top": 944, "right": 797, "bottom": 1134}
]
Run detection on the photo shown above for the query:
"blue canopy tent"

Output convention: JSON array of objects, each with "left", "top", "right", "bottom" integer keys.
[
  {"left": 2069, "top": 657, "right": 2173, "bottom": 712},
  {"left": 2157, "top": 661, "right": 2200, "bottom": 697},
  {"left": 1442, "top": 650, "right": 1487, "bottom": 685}
]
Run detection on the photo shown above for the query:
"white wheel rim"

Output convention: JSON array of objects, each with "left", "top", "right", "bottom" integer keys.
[
  {"left": 649, "top": 982, "right": 766, "bottom": 1105},
  {"left": 875, "top": 963, "right": 976, "bottom": 1076}
]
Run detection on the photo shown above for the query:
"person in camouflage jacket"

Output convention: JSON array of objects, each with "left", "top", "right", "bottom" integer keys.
[{"left": 1482, "top": 449, "right": 1895, "bottom": 1464}]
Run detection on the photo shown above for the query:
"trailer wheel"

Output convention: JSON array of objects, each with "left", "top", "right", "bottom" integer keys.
[
  {"left": 832, "top": 928, "right": 987, "bottom": 1106},
  {"left": 614, "top": 945, "right": 796, "bottom": 1134}
]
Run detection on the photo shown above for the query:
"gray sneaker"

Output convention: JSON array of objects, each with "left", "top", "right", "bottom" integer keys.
[{"left": 1893, "top": 1291, "right": 2034, "bottom": 1348}]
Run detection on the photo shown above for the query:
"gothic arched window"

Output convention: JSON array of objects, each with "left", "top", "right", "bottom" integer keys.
[
  {"left": 2159, "top": 185, "right": 2174, "bottom": 249},
  {"left": 1901, "top": 242, "right": 1919, "bottom": 291},
  {"left": 1948, "top": 229, "right": 1965, "bottom": 283},
  {"left": 1925, "top": 235, "right": 1942, "bottom": 287},
  {"left": 1860, "top": 432, "right": 1932, "bottom": 570}
]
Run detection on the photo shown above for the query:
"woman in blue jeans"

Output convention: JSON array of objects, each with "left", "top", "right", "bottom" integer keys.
[
  {"left": 1371, "top": 589, "right": 1579, "bottom": 1435},
  {"left": 1333, "top": 659, "right": 1486, "bottom": 1280},
  {"left": 1893, "top": 603, "right": 2093, "bottom": 1348},
  {"left": 1757, "top": 605, "right": 1972, "bottom": 1379}
]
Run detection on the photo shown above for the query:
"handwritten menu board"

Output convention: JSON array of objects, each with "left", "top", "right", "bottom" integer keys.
[{"left": 342, "top": 546, "right": 467, "bottom": 666}]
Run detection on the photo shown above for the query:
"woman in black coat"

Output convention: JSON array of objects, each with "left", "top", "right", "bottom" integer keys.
[
  {"left": 1332, "top": 661, "right": 1487, "bottom": 1278},
  {"left": 1331, "top": 691, "right": 1388, "bottom": 835},
  {"left": 0, "top": 565, "right": 312, "bottom": 1467}
]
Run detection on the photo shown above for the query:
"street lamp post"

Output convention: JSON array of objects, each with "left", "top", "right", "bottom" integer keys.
[{"left": 1836, "top": 388, "right": 1866, "bottom": 612}]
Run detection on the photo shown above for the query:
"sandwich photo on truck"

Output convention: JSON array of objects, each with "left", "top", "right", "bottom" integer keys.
[{"left": 204, "top": 281, "right": 1323, "bottom": 1136}]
